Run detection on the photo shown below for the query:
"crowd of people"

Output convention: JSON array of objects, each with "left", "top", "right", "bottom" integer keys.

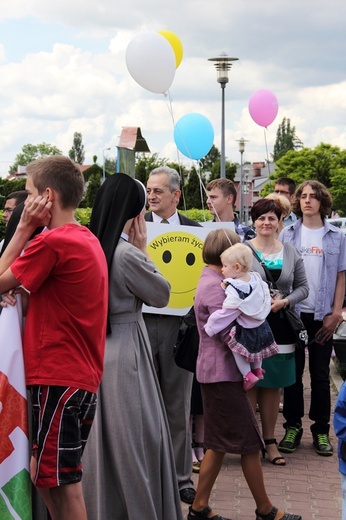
[{"left": 0, "top": 160, "right": 345, "bottom": 520}]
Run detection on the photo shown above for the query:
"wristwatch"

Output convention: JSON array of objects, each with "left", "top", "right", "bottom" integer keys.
[{"left": 283, "top": 298, "right": 289, "bottom": 309}]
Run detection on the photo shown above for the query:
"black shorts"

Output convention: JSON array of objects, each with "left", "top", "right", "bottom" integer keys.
[{"left": 30, "top": 385, "right": 97, "bottom": 488}]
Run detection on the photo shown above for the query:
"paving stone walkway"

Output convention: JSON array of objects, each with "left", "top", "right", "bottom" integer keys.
[{"left": 181, "top": 358, "right": 343, "bottom": 520}]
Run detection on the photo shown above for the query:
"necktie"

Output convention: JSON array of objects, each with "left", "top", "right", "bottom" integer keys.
[{"left": 161, "top": 219, "right": 169, "bottom": 224}]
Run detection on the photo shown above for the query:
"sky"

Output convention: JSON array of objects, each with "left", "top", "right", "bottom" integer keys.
[{"left": 0, "top": 0, "right": 345, "bottom": 176}]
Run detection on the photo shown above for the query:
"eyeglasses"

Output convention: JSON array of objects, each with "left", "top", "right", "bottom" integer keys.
[{"left": 274, "top": 189, "right": 290, "bottom": 195}]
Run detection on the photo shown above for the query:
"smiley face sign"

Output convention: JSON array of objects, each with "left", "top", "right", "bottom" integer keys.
[
  {"left": 143, "top": 223, "right": 210, "bottom": 314},
  {"left": 148, "top": 230, "right": 204, "bottom": 309}
]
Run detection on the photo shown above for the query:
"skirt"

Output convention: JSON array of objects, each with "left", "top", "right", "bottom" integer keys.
[
  {"left": 228, "top": 322, "right": 279, "bottom": 363},
  {"left": 201, "top": 381, "right": 263, "bottom": 454},
  {"left": 256, "top": 351, "right": 296, "bottom": 388}
]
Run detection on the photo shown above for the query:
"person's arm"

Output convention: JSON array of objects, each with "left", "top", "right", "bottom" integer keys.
[
  {"left": 205, "top": 307, "right": 239, "bottom": 336},
  {"left": 317, "top": 271, "right": 345, "bottom": 342},
  {"left": 0, "top": 196, "right": 51, "bottom": 275},
  {"left": 0, "top": 268, "right": 20, "bottom": 294}
]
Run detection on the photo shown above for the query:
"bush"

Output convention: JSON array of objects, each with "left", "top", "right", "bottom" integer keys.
[{"left": 75, "top": 208, "right": 92, "bottom": 226}]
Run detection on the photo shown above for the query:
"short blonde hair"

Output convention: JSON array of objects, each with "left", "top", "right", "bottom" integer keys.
[
  {"left": 265, "top": 193, "right": 291, "bottom": 219},
  {"left": 220, "top": 243, "right": 253, "bottom": 272}
]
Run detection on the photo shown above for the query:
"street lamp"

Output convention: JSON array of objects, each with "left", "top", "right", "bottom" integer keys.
[
  {"left": 102, "top": 147, "right": 111, "bottom": 184},
  {"left": 236, "top": 137, "right": 249, "bottom": 222},
  {"left": 208, "top": 52, "right": 238, "bottom": 178},
  {"left": 243, "top": 166, "right": 250, "bottom": 225}
]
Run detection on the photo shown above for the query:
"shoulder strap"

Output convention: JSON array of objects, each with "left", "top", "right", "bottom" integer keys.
[{"left": 245, "top": 242, "right": 277, "bottom": 289}]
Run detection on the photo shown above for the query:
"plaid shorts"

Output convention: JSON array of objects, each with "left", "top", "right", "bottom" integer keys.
[{"left": 30, "top": 385, "right": 97, "bottom": 488}]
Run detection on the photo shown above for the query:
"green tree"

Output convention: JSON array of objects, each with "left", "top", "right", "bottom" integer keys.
[
  {"left": 183, "top": 167, "right": 207, "bottom": 209},
  {"left": 200, "top": 145, "right": 220, "bottom": 172},
  {"left": 0, "top": 178, "right": 26, "bottom": 209},
  {"left": 267, "top": 143, "right": 346, "bottom": 215},
  {"left": 83, "top": 172, "right": 101, "bottom": 208},
  {"left": 135, "top": 153, "right": 166, "bottom": 185},
  {"left": 272, "top": 117, "right": 303, "bottom": 161},
  {"left": 10, "top": 143, "right": 62, "bottom": 174},
  {"left": 68, "top": 132, "right": 85, "bottom": 164},
  {"left": 104, "top": 157, "right": 117, "bottom": 175}
]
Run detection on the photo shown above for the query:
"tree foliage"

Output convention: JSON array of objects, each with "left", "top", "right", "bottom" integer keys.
[
  {"left": 9, "top": 143, "right": 62, "bottom": 174},
  {"left": 83, "top": 172, "right": 101, "bottom": 209},
  {"left": 267, "top": 143, "right": 346, "bottom": 215},
  {"left": 68, "top": 132, "right": 85, "bottom": 164},
  {"left": 182, "top": 168, "right": 207, "bottom": 210},
  {"left": 0, "top": 178, "right": 26, "bottom": 209},
  {"left": 272, "top": 117, "right": 303, "bottom": 161},
  {"left": 135, "top": 153, "right": 166, "bottom": 185}
]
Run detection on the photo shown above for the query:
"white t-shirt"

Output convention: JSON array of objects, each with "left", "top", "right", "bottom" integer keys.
[{"left": 299, "top": 224, "right": 324, "bottom": 313}]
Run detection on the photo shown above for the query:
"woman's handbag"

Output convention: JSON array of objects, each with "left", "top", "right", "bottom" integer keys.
[
  {"left": 283, "top": 308, "right": 309, "bottom": 349},
  {"left": 173, "top": 306, "right": 199, "bottom": 372},
  {"left": 246, "top": 242, "right": 308, "bottom": 349}
]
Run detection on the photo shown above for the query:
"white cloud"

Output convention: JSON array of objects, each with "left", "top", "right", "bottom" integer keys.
[{"left": 0, "top": 0, "right": 345, "bottom": 174}]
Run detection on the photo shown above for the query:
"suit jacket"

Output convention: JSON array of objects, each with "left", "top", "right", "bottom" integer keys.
[{"left": 145, "top": 211, "right": 201, "bottom": 227}]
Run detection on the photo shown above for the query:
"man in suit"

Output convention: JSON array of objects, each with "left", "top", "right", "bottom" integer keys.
[{"left": 144, "top": 166, "right": 200, "bottom": 504}]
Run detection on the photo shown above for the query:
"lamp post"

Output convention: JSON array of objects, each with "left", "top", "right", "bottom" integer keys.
[
  {"left": 243, "top": 166, "right": 250, "bottom": 225},
  {"left": 208, "top": 52, "right": 238, "bottom": 178},
  {"left": 236, "top": 137, "right": 248, "bottom": 222},
  {"left": 102, "top": 147, "right": 111, "bottom": 184}
]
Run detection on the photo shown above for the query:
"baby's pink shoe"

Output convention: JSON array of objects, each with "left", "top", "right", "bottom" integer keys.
[
  {"left": 252, "top": 368, "right": 266, "bottom": 380},
  {"left": 243, "top": 371, "right": 259, "bottom": 391}
]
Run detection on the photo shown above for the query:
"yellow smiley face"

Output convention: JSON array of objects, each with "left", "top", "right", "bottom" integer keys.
[{"left": 148, "top": 230, "right": 204, "bottom": 309}]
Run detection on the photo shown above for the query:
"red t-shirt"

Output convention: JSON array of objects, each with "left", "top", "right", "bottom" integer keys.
[{"left": 11, "top": 223, "right": 108, "bottom": 393}]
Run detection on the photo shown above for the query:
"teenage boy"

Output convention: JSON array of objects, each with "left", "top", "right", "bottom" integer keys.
[
  {"left": 205, "top": 178, "right": 256, "bottom": 241},
  {"left": 278, "top": 180, "right": 346, "bottom": 456},
  {"left": 0, "top": 155, "right": 108, "bottom": 520}
]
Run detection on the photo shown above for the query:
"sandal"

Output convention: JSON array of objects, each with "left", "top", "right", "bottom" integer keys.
[
  {"left": 261, "top": 439, "right": 286, "bottom": 466},
  {"left": 187, "top": 505, "right": 232, "bottom": 520},
  {"left": 255, "top": 505, "right": 302, "bottom": 520},
  {"left": 192, "top": 460, "right": 201, "bottom": 473}
]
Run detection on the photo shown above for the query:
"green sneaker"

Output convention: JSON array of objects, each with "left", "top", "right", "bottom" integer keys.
[
  {"left": 278, "top": 425, "right": 303, "bottom": 453},
  {"left": 312, "top": 433, "right": 333, "bottom": 456}
]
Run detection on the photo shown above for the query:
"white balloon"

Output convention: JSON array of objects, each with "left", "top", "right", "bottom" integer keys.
[{"left": 126, "top": 32, "right": 176, "bottom": 94}]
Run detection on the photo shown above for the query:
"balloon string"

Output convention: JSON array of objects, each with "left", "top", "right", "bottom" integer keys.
[
  {"left": 164, "top": 90, "right": 205, "bottom": 212},
  {"left": 164, "top": 90, "right": 188, "bottom": 211},
  {"left": 263, "top": 127, "right": 271, "bottom": 175}
]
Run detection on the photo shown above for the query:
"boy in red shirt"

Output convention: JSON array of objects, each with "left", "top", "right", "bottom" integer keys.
[{"left": 0, "top": 155, "right": 108, "bottom": 520}]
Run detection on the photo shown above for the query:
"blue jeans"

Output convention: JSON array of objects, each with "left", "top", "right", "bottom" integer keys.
[{"left": 283, "top": 312, "right": 333, "bottom": 434}]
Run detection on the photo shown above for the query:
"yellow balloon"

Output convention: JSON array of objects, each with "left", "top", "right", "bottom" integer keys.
[{"left": 158, "top": 30, "right": 183, "bottom": 68}]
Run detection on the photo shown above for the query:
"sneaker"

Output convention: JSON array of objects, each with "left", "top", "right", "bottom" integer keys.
[
  {"left": 243, "top": 371, "right": 259, "bottom": 391},
  {"left": 312, "top": 433, "right": 333, "bottom": 456},
  {"left": 278, "top": 425, "right": 303, "bottom": 453}
]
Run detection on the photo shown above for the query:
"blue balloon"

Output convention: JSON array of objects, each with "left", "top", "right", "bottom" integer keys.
[{"left": 174, "top": 113, "right": 214, "bottom": 160}]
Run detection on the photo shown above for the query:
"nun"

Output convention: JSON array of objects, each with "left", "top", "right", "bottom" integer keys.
[{"left": 82, "top": 173, "right": 182, "bottom": 520}]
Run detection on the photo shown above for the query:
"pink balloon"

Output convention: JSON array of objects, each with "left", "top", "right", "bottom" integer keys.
[{"left": 248, "top": 89, "right": 279, "bottom": 127}]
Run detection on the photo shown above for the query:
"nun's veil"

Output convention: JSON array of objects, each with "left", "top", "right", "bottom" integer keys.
[
  {"left": 89, "top": 173, "right": 146, "bottom": 274},
  {"left": 0, "top": 201, "right": 44, "bottom": 257}
]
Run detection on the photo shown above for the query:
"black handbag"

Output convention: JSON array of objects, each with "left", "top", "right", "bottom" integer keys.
[
  {"left": 173, "top": 306, "right": 199, "bottom": 372},
  {"left": 283, "top": 308, "right": 309, "bottom": 348},
  {"left": 246, "top": 242, "right": 308, "bottom": 349}
]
